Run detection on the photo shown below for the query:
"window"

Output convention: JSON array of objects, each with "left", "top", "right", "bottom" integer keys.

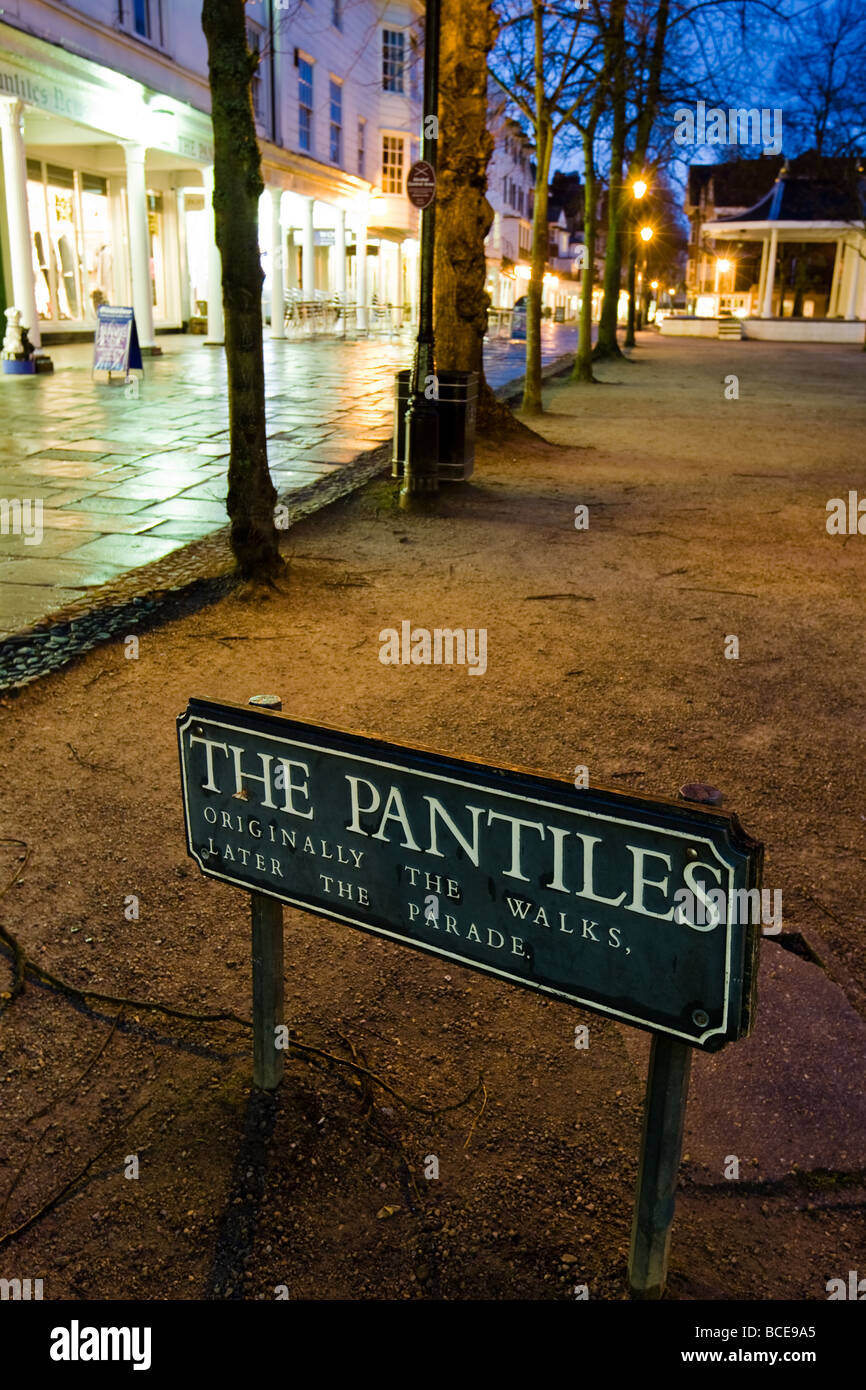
[
  {"left": 357, "top": 118, "right": 366, "bottom": 178},
  {"left": 381, "top": 135, "right": 404, "bottom": 194},
  {"left": 382, "top": 30, "right": 405, "bottom": 93},
  {"left": 329, "top": 80, "right": 342, "bottom": 165},
  {"left": 123, "top": 0, "right": 161, "bottom": 44},
  {"left": 332, "top": 0, "right": 342, "bottom": 28},
  {"left": 298, "top": 58, "right": 313, "bottom": 153},
  {"left": 409, "top": 33, "right": 420, "bottom": 101}
]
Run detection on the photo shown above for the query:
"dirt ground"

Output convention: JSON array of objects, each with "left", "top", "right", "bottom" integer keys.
[{"left": 1, "top": 333, "right": 864, "bottom": 1302}]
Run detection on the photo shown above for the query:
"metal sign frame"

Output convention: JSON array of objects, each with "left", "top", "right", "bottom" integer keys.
[{"left": 177, "top": 695, "right": 763, "bottom": 1299}]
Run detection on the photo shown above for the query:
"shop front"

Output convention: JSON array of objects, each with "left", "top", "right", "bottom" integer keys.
[{"left": 0, "top": 22, "right": 214, "bottom": 348}]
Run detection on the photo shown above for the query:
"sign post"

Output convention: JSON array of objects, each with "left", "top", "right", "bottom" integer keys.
[
  {"left": 178, "top": 701, "right": 762, "bottom": 1288},
  {"left": 628, "top": 1034, "right": 693, "bottom": 1297}
]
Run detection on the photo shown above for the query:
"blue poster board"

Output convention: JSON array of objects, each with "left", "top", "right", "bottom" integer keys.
[{"left": 93, "top": 306, "right": 143, "bottom": 379}]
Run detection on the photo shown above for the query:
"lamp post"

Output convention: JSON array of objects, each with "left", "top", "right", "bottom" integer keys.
[
  {"left": 400, "top": 0, "right": 441, "bottom": 505},
  {"left": 638, "top": 224, "right": 653, "bottom": 328},
  {"left": 625, "top": 179, "right": 648, "bottom": 349}
]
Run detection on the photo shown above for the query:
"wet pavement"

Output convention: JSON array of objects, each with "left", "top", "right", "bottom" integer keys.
[{"left": 0, "top": 325, "right": 576, "bottom": 639}]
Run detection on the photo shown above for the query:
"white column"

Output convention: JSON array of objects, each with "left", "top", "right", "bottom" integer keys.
[
  {"left": 0, "top": 98, "right": 42, "bottom": 348},
  {"left": 202, "top": 164, "right": 224, "bottom": 346},
  {"left": 269, "top": 186, "right": 285, "bottom": 338},
  {"left": 301, "top": 196, "right": 314, "bottom": 297},
  {"left": 761, "top": 227, "right": 778, "bottom": 318},
  {"left": 845, "top": 243, "right": 861, "bottom": 319},
  {"left": 123, "top": 143, "right": 156, "bottom": 350},
  {"left": 335, "top": 207, "right": 347, "bottom": 301},
  {"left": 355, "top": 208, "right": 368, "bottom": 330},
  {"left": 176, "top": 189, "right": 192, "bottom": 325},
  {"left": 410, "top": 243, "right": 419, "bottom": 323},
  {"left": 378, "top": 239, "right": 388, "bottom": 304},
  {"left": 755, "top": 238, "right": 769, "bottom": 317},
  {"left": 393, "top": 242, "right": 403, "bottom": 325},
  {"left": 828, "top": 237, "right": 844, "bottom": 317}
]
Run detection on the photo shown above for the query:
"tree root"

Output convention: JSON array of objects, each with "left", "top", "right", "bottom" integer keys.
[
  {"left": 1, "top": 912, "right": 487, "bottom": 1139},
  {"left": 0, "top": 1101, "right": 151, "bottom": 1252}
]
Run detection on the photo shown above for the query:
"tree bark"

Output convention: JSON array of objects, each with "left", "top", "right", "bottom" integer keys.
[
  {"left": 434, "top": 0, "right": 516, "bottom": 433},
  {"left": 573, "top": 136, "right": 598, "bottom": 382},
  {"left": 202, "top": 0, "right": 282, "bottom": 583},
  {"left": 594, "top": 0, "right": 627, "bottom": 361},
  {"left": 523, "top": 115, "right": 553, "bottom": 413},
  {"left": 521, "top": 0, "right": 553, "bottom": 415}
]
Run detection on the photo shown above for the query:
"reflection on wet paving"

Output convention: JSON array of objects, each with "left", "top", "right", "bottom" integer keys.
[{"left": 0, "top": 326, "right": 576, "bottom": 636}]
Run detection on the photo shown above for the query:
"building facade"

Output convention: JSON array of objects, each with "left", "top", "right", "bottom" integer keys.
[
  {"left": 483, "top": 85, "right": 581, "bottom": 322},
  {"left": 0, "top": 0, "right": 423, "bottom": 349}
]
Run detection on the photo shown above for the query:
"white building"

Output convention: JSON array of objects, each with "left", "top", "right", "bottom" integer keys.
[
  {"left": 484, "top": 85, "right": 533, "bottom": 314},
  {"left": 0, "top": 0, "right": 423, "bottom": 350},
  {"left": 483, "top": 83, "right": 579, "bottom": 322}
]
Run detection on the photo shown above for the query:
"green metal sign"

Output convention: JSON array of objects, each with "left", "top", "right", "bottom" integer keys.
[{"left": 177, "top": 698, "right": 761, "bottom": 1051}]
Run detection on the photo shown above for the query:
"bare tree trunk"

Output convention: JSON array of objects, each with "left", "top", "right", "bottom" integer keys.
[
  {"left": 202, "top": 0, "right": 282, "bottom": 584},
  {"left": 573, "top": 123, "right": 599, "bottom": 383},
  {"left": 434, "top": 0, "right": 518, "bottom": 433},
  {"left": 523, "top": 115, "right": 553, "bottom": 414},
  {"left": 594, "top": 0, "right": 627, "bottom": 361}
]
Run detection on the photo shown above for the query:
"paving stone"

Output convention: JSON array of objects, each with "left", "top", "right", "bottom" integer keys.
[
  {"left": 146, "top": 520, "right": 224, "bottom": 540},
  {"left": 62, "top": 534, "right": 185, "bottom": 565},
  {"left": 135, "top": 499, "right": 230, "bottom": 523},
  {"left": 98, "top": 481, "right": 191, "bottom": 501},
  {"left": 0, "top": 557, "right": 126, "bottom": 587},
  {"left": 0, "top": 530, "right": 102, "bottom": 557},
  {"left": 38, "top": 510, "right": 162, "bottom": 533}
]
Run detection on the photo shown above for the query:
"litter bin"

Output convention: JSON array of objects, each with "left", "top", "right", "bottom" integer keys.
[{"left": 392, "top": 369, "right": 478, "bottom": 482}]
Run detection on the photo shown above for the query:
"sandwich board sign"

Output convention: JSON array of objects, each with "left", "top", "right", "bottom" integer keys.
[
  {"left": 177, "top": 696, "right": 762, "bottom": 1296},
  {"left": 92, "top": 306, "right": 143, "bottom": 381}
]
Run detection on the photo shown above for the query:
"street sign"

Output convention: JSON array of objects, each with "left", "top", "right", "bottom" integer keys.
[
  {"left": 178, "top": 698, "right": 760, "bottom": 1051},
  {"left": 92, "top": 306, "right": 143, "bottom": 379},
  {"left": 406, "top": 160, "right": 437, "bottom": 209}
]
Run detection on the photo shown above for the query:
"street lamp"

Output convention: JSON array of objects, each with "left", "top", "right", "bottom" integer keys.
[
  {"left": 637, "top": 227, "right": 653, "bottom": 328},
  {"left": 625, "top": 178, "right": 649, "bottom": 349}
]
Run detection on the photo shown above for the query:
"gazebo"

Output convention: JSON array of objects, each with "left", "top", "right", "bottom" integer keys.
[{"left": 700, "top": 168, "right": 866, "bottom": 340}]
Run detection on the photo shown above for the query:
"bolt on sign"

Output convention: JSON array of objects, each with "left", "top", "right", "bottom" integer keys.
[
  {"left": 178, "top": 698, "right": 759, "bottom": 1049},
  {"left": 406, "top": 160, "right": 436, "bottom": 209},
  {"left": 177, "top": 697, "right": 763, "bottom": 1297}
]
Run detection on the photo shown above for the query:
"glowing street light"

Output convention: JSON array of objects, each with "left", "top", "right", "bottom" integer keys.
[
  {"left": 640, "top": 225, "right": 654, "bottom": 242},
  {"left": 626, "top": 184, "right": 651, "bottom": 346}
]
